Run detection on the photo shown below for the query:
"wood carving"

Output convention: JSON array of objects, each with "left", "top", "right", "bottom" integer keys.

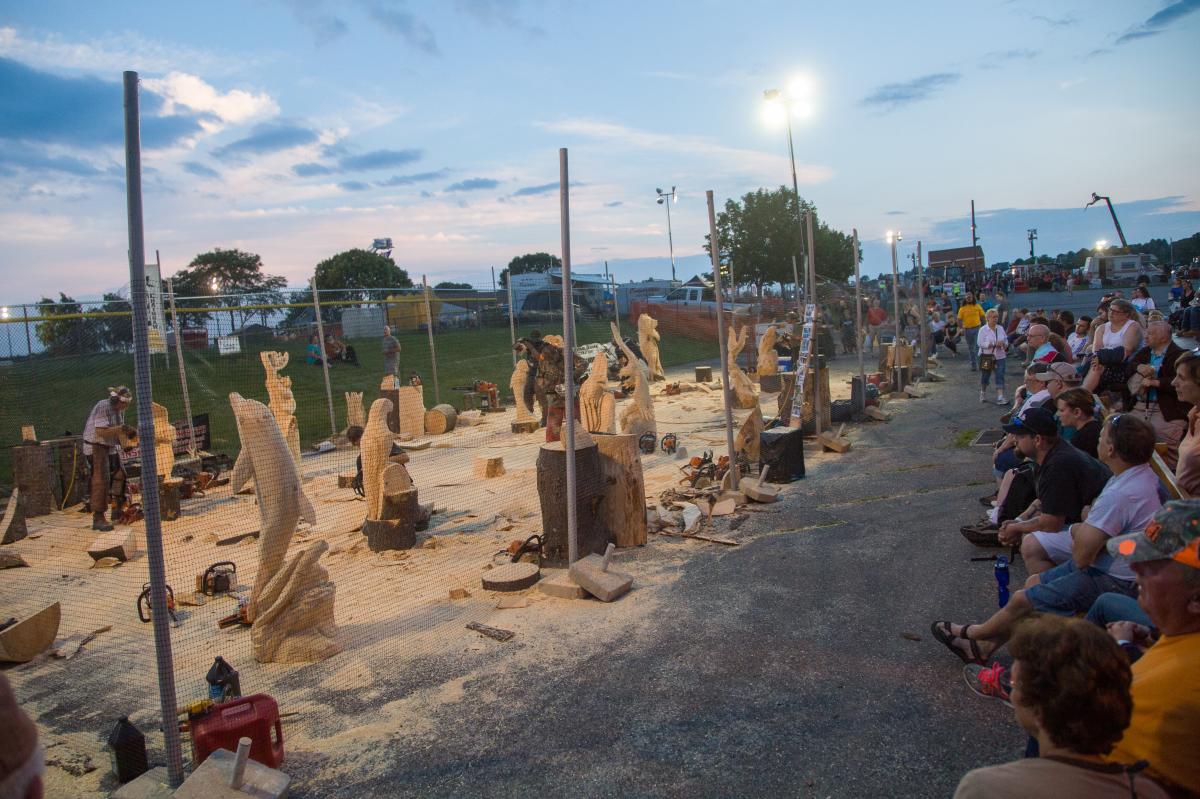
[
  {"left": 0, "top": 602, "right": 60, "bottom": 663},
  {"left": 610, "top": 322, "right": 656, "bottom": 438},
  {"left": 259, "top": 351, "right": 300, "bottom": 467},
  {"left": 151, "top": 402, "right": 176, "bottom": 478},
  {"left": 345, "top": 391, "right": 365, "bottom": 429},
  {"left": 362, "top": 398, "right": 399, "bottom": 521},
  {"left": 510, "top": 361, "right": 535, "bottom": 423},
  {"left": 250, "top": 539, "right": 340, "bottom": 663},
  {"left": 727, "top": 325, "right": 758, "bottom": 409},
  {"left": 638, "top": 313, "right": 666, "bottom": 381},
  {"left": 734, "top": 407, "right": 763, "bottom": 463},
  {"left": 1, "top": 488, "right": 28, "bottom": 545},
  {"left": 757, "top": 325, "right": 779, "bottom": 377},
  {"left": 580, "top": 352, "right": 616, "bottom": 434},
  {"left": 594, "top": 434, "right": 647, "bottom": 548},
  {"left": 229, "top": 393, "right": 318, "bottom": 625},
  {"left": 394, "top": 386, "right": 425, "bottom": 438}
]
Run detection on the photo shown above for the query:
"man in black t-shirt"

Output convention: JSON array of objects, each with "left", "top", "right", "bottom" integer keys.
[{"left": 997, "top": 406, "right": 1111, "bottom": 576}]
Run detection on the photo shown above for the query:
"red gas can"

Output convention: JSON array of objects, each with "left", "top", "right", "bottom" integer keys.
[{"left": 190, "top": 694, "right": 284, "bottom": 768}]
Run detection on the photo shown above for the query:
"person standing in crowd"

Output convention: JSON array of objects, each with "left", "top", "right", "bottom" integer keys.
[
  {"left": 864, "top": 299, "right": 887, "bottom": 353},
  {"left": 382, "top": 324, "right": 400, "bottom": 378},
  {"left": 1103, "top": 500, "right": 1200, "bottom": 794},
  {"left": 1125, "top": 320, "right": 1187, "bottom": 468},
  {"left": 957, "top": 292, "right": 986, "bottom": 372},
  {"left": 977, "top": 308, "right": 1008, "bottom": 406},
  {"left": 82, "top": 386, "right": 135, "bottom": 532},
  {"left": 994, "top": 290, "right": 1010, "bottom": 326}
]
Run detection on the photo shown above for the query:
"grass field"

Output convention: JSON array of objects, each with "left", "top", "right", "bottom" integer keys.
[{"left": 0, "top": 320, "right": 718, "bottom": 491}]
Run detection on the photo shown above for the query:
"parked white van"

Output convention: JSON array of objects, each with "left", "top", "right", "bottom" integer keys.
[{"left": 1080, "top": 253, "right": 1160, "bottom": 286}]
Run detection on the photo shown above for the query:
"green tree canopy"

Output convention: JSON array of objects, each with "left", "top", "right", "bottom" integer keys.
[
  {"left": 171, "top": 248, "right": 287, "bottom": 331},
  {"left": 498, "top": 252, "right": 560, "bottom": 287},
  {"left": 434, "top": 281, "right": 474, "bottom": 290},
  {"left": 706, "top": 187, "right": 857, "bottom": 296},
  {"left": 35, "top": 293, "right": 98, "bottom": 355},
  {"left": 314, "top": 248, "right": 412, "bottom": 299}
]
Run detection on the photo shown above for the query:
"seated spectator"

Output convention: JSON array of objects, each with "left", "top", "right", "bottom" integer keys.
[
  {"left": 0, "top": 673, "right": 44, "bottom": 799},
  {"left": 1126, "top": 320, "right": 1187, "bottom": 468},
  {"left": 941, "top": 414, "right": 1146, "bottom": 661},
  {"left": 305, "top": 334, "right": 328, "bottom": 366},
  {"left": 1171, "top": 349, "right": 1200, "bottom": 496},
  {"left": 1055, "top": 387, "right": 1103, "bottom": 458},
  {"left": 1024, "top": 324, "right": 1060, "bottom": 364},
  {"left": 1131, "top": 285, "right": 1156, "bottom": 314},
  {"left": 952, "top": 616, "right": 1168, "bottom": 798},
  {"left": 1067, "top": 318, "right": 1092, "bottom": 360},
  {"left": 1103, "top": 500, "right": 1200, "bottom": 793}
]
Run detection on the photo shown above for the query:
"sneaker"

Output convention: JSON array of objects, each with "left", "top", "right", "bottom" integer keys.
[
  {"left": 995, "top": 395, "right": 1008, "bottom": 405},
  {"left": 960, "top": 521, "right": 1002, "bottom": 547},
  {"left": 963, "top": 663, "right": 1012, "bottom": 706},
  {"left": 980, "top": 391, "right": 988, "bottom": 403}
]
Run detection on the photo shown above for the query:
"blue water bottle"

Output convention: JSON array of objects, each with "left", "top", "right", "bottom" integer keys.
[{"left": 995, "top": 555, "right": 1010, "bottom": 608}]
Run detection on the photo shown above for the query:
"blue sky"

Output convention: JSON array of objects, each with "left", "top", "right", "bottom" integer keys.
[{"left": 1, "top": 0, "right": 1198, "bottom": 304}]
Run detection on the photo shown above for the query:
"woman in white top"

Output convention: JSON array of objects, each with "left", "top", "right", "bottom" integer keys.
[
  {"left": 1091, "top": 298, "right": 1143, "bottom": 355},
  {"left": 1131, "top": 285, "right": 1155, "bottom": 314},
  {"left": 977, "top": 308, "right": 1008, "bottom": 405}
]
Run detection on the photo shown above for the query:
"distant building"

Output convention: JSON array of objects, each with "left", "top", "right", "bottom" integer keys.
[{"left": 928, "top": 245, "right": 985, "bottom": 285}]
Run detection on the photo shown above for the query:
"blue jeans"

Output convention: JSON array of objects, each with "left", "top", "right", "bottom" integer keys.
[
  {"left": 1085, "top": 592, "right": 1152, "bottom": 628},
  {"left": 1025, "top": 560, "right": 1138, "bottom": 615},
  {"left": 965, "top": 327, "right": 980, "bottom": 369},
  {"left": 981, "top": 362, "right": 1006, "bottom": 393}
]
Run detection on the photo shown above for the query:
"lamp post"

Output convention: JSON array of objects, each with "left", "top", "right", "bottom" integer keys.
[
  {"left": 888, "top": 230, "right": 903, "bottom": 388},
  {"left": 655, "top": 186, "right": 677, "bottom": 283}
]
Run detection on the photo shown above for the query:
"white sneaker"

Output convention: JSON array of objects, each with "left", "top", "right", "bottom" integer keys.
[
  {"left": 980, "top": 390, "right": 988, "bottom": 403},
  {"left": 996, "top": 395, "right": 1008, "bottom": 405}
]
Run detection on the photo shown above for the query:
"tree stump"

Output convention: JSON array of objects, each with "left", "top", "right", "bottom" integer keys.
[
  {"left": 337, "top": 472, "right": 357, "bottom": 489},
  {"left": 362, "top": 487, "right": 419, "bottom": 551},
  {"left": 593, "top": 433, "right": 647, "bottom": 548},
  {"left": 473, "top": 456, "right": 505, "bottom": 478},
  {"left": 536, "top": 439, "right": 608, "bottom": 566},
  {"left": 695, "top": 366, "right": 713, "bottom": 382},
  {"left": 12, "top": 444, "right": 58, "bottom": 517},
  {"left": 160, "top": 477, "right": 182, "bottom": 522},
  {"left": 424, "top": 404, "right": 458, "bottom": 434}
]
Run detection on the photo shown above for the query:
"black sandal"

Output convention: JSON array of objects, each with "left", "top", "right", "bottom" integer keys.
[{"left": 931, "top": 621, "right": 987, "bottom": 665}]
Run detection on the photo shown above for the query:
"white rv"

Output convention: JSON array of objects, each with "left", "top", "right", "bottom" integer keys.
[{"left": 1080, "top": 253, "right": 1160, "bottom": 286}]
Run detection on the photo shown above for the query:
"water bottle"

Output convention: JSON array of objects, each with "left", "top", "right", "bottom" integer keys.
[
  {"left": 995, "top": 555, "right": 1010, "bottom": 608},
  {"left": 206, "top": 656, "right": 241, "bottom": 703},
  {"left": 107, "top": 716, "right": 148, "bottom": 784}
]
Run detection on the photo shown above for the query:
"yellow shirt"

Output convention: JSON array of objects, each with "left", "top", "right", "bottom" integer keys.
[
  {"left": 958, "top": 303, "right": 985, "bottom": 329},
  {"left": 1107, "top": 632, "right": 1200, "bottom": 793}
]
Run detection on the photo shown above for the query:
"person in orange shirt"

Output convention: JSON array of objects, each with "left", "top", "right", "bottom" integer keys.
[
  {"left": 957, "top": 292, "right": 986, "bottom": 372},
  {"left": 1103, "top": 500, "right": 1200, "bottom": 794}
]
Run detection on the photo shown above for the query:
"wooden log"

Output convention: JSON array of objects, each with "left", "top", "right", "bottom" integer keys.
[
  {"left": 362, "top": 485, "right": 419, "bottom": 551},
  {"left": 424, "top": 404, "right": 458, "bottom": 435},
  {"left": 160, "top": 478, "right": 182, "bottom": 521},
  {"left": 758, "top": 373, "right": 782, "bottom": 393},
  {"left": 20, "top": 425, "right": 36, "bottom": 442},
  {"left": 473, "top": 456, "right": 505, "bottom": 478},
  {"left": 695, "top": 366, "right": 713, "bottom": 382},
  {"left": 593, "top": 433, "right": 648, "bottom": 548},
  {"left": 0, "top": 602, "right": 60, "bottom": 663},
  {"left": 536, "top": 439, "right": 608, "bottom": 566},
  {"left": 12, "top": 444, "right": 58, "bottom": 517},
  {"left": 383, "top": 386, "right": 425, "bottom": 437},
  {"left": 1, "top": 488, "right": 28, "bottom": 545},
  {"left": 511, "top": 420, "right": 539, "bottom": 434},
  {"left": 338, "top": 472, "right": 357, "bottom": 489},
  {"left": 88, "top": 529, "right": 137, "bottom": 562},
  {"left": 481, "top": 562, "right": 540, "bottom": 592}
]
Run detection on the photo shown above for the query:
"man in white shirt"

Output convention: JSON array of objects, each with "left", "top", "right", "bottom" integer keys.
[{"left": 82, "top": 386, "right": 135, "bottom": 531}]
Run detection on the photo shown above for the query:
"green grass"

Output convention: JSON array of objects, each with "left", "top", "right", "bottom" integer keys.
[
  {"left": 0, "top": 320, "right": 718, "bottom": 490},
  {"left": 952, "top": 428, "right": 981, "bottom": 448}
]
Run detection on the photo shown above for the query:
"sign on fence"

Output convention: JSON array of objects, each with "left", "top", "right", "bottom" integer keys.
[
  {"left": 145, "top": 261, "right": 167, "bottom": 354},
  {"left": 217, "top": 335, "right": 241, "bottom": 356}
]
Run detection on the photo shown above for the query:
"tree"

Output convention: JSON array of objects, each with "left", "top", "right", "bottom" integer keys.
[
  {"left": 99, "top": 292, "right": 133, "bottom": 351},
  {"left": 498, "top": 252, "right": 560, "bottom": 287},
  {"left": 35, "top": 293, "right": 101, "bottom": 355},
  {"left": 314, "top": 249, "right": 412, "bottom": 300},
  {"left": 434, "top": 281, "right": 473, "bottom": 290},
  {"left": 172, "top": 248, "right": 287, "bottom": 332},
  {"left": 706, "top": 187, "right": 856, "bottom": 298}
]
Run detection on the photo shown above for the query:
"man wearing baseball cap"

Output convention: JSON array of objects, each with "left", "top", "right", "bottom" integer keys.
[
  {"left": 81, "top": 386, "right": 136, "bottom": 532},
  {"left": 1103, "top": 500, "right": 1200, "bottom": 793},
  {"left": 0, "top": 674, "right": 43, "bottom": 799}
]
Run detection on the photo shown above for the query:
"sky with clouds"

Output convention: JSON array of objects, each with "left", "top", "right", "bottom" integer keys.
[{"left": 1, "top": 0, "right": 1199, "bottom": 304}]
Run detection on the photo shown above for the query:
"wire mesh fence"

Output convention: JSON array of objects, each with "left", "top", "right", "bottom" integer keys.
[{"left": 3, "top": 278, "right": 865, "bottom": 790}]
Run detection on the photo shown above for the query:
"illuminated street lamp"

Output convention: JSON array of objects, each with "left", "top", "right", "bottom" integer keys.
[
  {"left": 1095, "top": 239, "right": 1108, "bottom": 252},
  {"left": 762, "top": 82, "right": 814, "bottom": 302},
  {"left": 655, "top": 186, "right": 677, "bottom": 283}
]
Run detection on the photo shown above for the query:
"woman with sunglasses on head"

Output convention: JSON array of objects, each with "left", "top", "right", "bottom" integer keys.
[{"left": 1086, "top": 299, "right": 1144, "bottom": 408}]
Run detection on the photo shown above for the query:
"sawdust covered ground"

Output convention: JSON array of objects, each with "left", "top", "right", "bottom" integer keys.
[{"left": 2, "top": 354, "right": 870, "bottom": 798}]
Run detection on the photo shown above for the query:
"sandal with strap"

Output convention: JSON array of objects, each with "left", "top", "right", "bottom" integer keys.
[{"left": 931, "top": 621, "right": 987, "bottom": 665}]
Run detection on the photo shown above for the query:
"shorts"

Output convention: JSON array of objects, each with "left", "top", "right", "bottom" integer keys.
[
  {"left": 1031, "top": 528, "right": 1074, "bottom": 565},
  {"left": 1026, "top": 560, "right": 1137, "bottom": 615}
]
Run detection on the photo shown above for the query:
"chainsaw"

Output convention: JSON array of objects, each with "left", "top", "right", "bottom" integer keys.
[
  {"left": 452, "top": 379, "right": 503, "bottom": 412},
  {"left": 137, "top": 582, "right": 178, "bottom": 624},
  {"left": 196, "top": 562, "right": 237, "bottom": 597}
]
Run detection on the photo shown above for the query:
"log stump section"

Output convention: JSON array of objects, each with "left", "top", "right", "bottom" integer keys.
[
  {"left": 424, "top": 404, "right": 458, "bottom": 435},
  {"left": 593, "top": 433, "right": 647, "bottom": 548},
  {"left": 536, "top": 441, "right": 608, "bottom": 567}
]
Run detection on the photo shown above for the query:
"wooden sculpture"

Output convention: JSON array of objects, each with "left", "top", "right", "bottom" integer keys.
[
  {"left": 638, "top": 313, "right": 666, "bottom": 381},
  {"left": 580, "top": 352, "right": 616, "bottom": 434},
  {"left": 260, "top": 351, "right": 301, "bottom": 467},
  {"left": 610, "top": 322, "right": 656, "bottom": 438},
  {"left": 757, "top": 325, "right": 779, "bottom": 376},
  {"left": 345, "top": 391, "right": 365, "bottom": 429},
  {"left": 229, "top": 393, "right": 337, "bottom": 663},
  {"left": 151, "top": 402, "right": 176, "bottom": 478},
  {"left": 734, "top": 406, "right": 764, "bottom": 464},
  {"left": 727, "top": 325, "right": 758, "bottom": 409},
  {"left": 360, "top": 398, "right": 422, "bottom": 550},
  {"left": 510, "top": 360, "right": 539, "bottom": 433}
]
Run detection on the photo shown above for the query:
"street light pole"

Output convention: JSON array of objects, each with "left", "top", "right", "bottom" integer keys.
[
  {"left": 888, "top": 231, "right": 904, "bottom": 389},
  {"left": 656, "top": 187, "right": 677, "bottom": 282}
]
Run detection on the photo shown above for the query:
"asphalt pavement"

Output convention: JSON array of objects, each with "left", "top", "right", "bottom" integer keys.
[{"left": 302, "top": 352, "right": 1036, "bottom": 798}]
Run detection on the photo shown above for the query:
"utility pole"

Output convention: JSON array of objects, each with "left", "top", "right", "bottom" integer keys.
[
  {"left": 1027, "top": 228, "right": 1038, "bottom": 261},
  {"left": 971, "top": 200, "right": 981, "bottom": 293}
]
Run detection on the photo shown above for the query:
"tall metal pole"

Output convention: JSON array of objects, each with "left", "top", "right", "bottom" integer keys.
[
  {"left": 852, "top": 229, "right": 865, "bottom": 389},
  {"left": 558, "top": 148, "right": 580, "bottom": 565},
  {"left": 915, "top": 241, "right": 929, "bottom": 379},
  {"left": 506, "top": 274, "right": 517, "bottom": 366},
  {"left": 664, "top": 196, "right": 676, "bottom": 283},
  {"left": 707, "top": 190, "right": 740, "bottom": 490},
  {"left": 889, "top": 235, "right": 904, "bottom": 389},
  {"left": 783, "top": 110, "right": 809, "bottom": 299},
  {"left": 166, "top": 279, "right": 197, "bottom": 455},
  {"left": 806, "top": 210, "right": 822, "bottom": 434},
  {"left": 156, "top": 250, "right": 171, "bottom": 372},
  {"left": 122, "top": 70, "right": 183, "bottom": 788},
  {"left": 422, "top": 275, "right": 440, "bottom": 405},
  {"left": 790, "top": 255, "right": 804, "bottom": 320},
  {"left": 23, "top": 304, "right": 32, "bottom": 357},
  {"left": 971, "top": 200, "right": 980, "bottom": 293},
  {"left": 310, "top": 281, "right": 337, "bottom": 439}
]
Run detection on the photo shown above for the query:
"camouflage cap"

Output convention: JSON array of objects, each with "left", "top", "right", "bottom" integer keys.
[{"left": 1107, "top": 499, "right": 1200, "bottom": 570}]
